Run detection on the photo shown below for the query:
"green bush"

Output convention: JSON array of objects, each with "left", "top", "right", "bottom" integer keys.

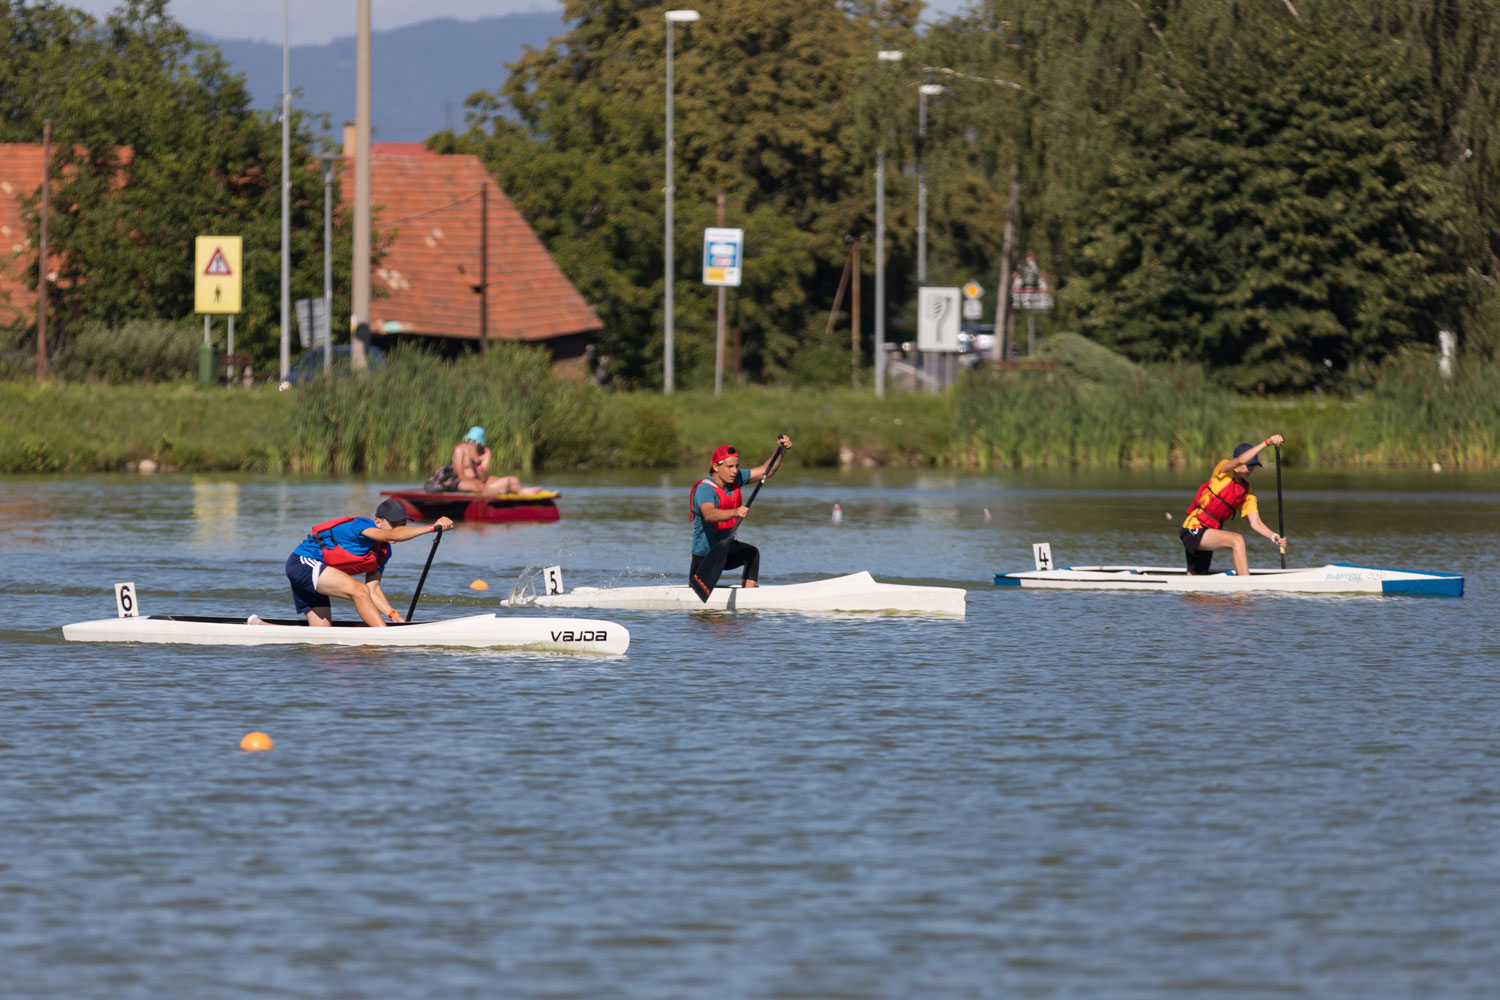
[
  {"left": 1036, "top": 332, "right": 1143, "bottom": 385},
  {"left": 52, "top": 319, "right": 201, "bottom": 383}
]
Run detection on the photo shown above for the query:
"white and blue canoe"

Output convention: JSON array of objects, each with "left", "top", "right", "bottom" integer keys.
[{"left": 995, "top": 562, "right": 1463, "bottom": 597}]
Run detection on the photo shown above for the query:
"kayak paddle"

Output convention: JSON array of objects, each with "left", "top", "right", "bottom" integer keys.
[
  {"left": 1275, "top": 444, "right": 1286, "bottom": 569},
  {"left": 690, "top": 442, "right": 786, "bottom": 602},
  {"left": 405, "top": 526, "right": 444, "bottom": 622}
]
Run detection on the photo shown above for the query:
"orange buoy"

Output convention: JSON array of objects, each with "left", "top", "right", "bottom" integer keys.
[
  {"left": 469, "top": 579, "right": 489, "bottom": 590},
  {"left": 240, "top": 731, "right": 274, "bottom": 752}
]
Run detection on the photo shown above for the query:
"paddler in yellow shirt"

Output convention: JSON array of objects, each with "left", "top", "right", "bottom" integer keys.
[{"left": 1180, "top": 435, "right": 1287, "bottom": 577}]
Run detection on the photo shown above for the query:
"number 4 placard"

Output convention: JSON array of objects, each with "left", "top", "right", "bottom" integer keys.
[
  {"left": 1032, "top": 543, "right": 1053, "bottom": 572},
  {"left": 114, "top": 582, "right": 139, "bottom": 618}
]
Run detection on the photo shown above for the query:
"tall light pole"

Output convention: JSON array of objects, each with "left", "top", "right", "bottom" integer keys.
[
  {"left": 663, "top": 9, "right": 699, "bottom": 395},
  {"left": 917, "top": 84, "right": 945, "bottom": 286},
  {"left": 316, "top": 153, "right": 339, "bottom": 376},
  {"left": 874, "top": 49, "right": 903, "bottom": 398},
  {"left": 279, "top": 0, "right": 291, "bottom": 381}
]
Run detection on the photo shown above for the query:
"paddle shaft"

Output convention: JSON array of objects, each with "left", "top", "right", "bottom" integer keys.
[
  {"left": 690, "top": 442, "right": 786, "bottom": 601},
  {"left": 1275, "top": 444, "right": 1286, "bottom": 569},
  {"left": 405, "top": 526, "right": 444, "bottom": 622}
]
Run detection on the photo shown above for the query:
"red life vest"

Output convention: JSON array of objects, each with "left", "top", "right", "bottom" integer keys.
[
  {"left": 1186, "top": 477, "right": 1249, "bottom": 530},
  {"left": 689, "top": 478, "right": 743, "bottom": 533},
  {"left": 307, "top": 516, "right": 390, "bottom": 575}
]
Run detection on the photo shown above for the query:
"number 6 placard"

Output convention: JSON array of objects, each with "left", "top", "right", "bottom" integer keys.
[{"left": 114, "top": 582, "right": 139, "bottom": 618}]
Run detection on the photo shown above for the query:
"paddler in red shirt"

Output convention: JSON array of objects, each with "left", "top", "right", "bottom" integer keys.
[{"left": 1180, "top": 435, "right": 1286, "bottom": 577}]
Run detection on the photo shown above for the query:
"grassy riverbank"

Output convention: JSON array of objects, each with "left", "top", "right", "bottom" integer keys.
[{"left": 3, "top": 343, "right": 1494, "bottom": 474}]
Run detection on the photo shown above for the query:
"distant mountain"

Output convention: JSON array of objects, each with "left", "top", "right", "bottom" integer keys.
[{"left": 200, "top": 12, "right": 567, "bottom": 145}]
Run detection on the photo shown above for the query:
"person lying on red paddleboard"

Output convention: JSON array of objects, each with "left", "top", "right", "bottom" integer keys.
[
  {"left": 689, "top": 435, "right": 792, "bottom": 589},
  {"left": 1180, "top": 435, "right": 1287, "bottom": 577},
  {"left": 285, "top": 498, "right": 453, "bottom": 626}
]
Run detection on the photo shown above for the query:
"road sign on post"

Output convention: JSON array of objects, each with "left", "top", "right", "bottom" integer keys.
[
  {"left": 703, "top": 227, "right": 743, "bottom": 287},
  {"left": 917, "top": 287, "right": 961, "bottom": 352},
  {"left": 195, "top": 236, "right": 242, "bottom": 314},
  {"left": 1009, "top": 250, "right": 1054, "bottom": 357}
]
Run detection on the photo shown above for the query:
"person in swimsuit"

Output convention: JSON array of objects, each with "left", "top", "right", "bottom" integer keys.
[{"left": 453, "top": 425, "right": 542, "bottom": 496}]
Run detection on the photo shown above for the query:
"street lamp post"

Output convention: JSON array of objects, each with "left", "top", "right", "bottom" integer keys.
[
  {"left": 316, "top": 153, "right": 340, "bottom": 376},
  {"left": 874, "top": 49, "right": 903, "bottom": 398},
  {"left": 663, "top": 9, "right": 700, "bottom": 395},
  {"left": 917, "top": 84, "right": 945, "bottom": 286},
  {"left": 279, "top": 0, "right": 291, "bottom": 381}
]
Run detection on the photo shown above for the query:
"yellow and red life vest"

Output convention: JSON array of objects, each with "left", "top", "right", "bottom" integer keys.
[
  {"left": 1186, "top": 478, "right": 1250, "bottom": 530},
  {"left": 307, "top": 516, "right": 390, "bottom": 575},
  {"left": 689, "top": 478, "right": 743, "bottom": 533}
]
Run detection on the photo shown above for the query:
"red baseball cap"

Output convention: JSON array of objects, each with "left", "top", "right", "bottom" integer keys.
[{"left": 711, "top": 445, "right": 738, "bottom": 465}]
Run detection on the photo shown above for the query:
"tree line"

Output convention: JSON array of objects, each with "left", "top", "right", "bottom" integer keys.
[{"left": 8, "top": 0, "right": 1500, "bottom": 392}]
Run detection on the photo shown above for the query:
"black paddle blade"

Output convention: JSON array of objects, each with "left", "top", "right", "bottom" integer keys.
[{"left": 690, "top": 537, "right": 731, "bottom": 602}]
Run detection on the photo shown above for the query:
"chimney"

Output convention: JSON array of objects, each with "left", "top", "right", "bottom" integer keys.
[{"left": 342, "top": 120, "right": 356, "bottom": 157}]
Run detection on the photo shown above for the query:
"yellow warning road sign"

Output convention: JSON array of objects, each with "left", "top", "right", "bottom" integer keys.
[{"left": 195, "top": 235, "right": 242, "bottom": 314}]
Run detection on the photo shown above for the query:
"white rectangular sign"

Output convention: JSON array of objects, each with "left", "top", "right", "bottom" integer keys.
[
  {"left": 702, "top": 227, "right": 743, "bottom": 287},
  {"left": 917, "top": 287, "right": 961, "bottom": 352}
]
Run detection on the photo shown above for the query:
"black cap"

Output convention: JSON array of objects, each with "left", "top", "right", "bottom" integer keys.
[
  {"left": 1232, "top": 443, "right": 1263, "bottom": 468},
  {"left": 374, "top": 498, "right": 409, "bottom": 523}
]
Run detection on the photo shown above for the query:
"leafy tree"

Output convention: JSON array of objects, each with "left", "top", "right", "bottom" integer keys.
[
  {"left": 5, "top": 1, "right": 351, "bottom": 370},
  {"left": 438, "top": 0, "right": 925, "bottom": 386},
  {"left": 1065, "top": 1, "right": 1468, "bottom": 389}
]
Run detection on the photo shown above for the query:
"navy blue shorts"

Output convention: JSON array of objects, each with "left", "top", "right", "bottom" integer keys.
[{"left": 285, "top": 553, "right": 330, "bottom": 614}]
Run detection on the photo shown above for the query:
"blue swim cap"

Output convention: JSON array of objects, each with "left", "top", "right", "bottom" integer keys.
[{"left": 465, "top": 426, "right": 486, "bottom": 445}]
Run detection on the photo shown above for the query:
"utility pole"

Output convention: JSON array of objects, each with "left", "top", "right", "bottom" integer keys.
[
  {"left": 279, "top": 0, "right": 291, "bottom": 381},
  {"left": 36, "top": 120, "right": 50, "bottom": 380},
  {"left": 851, "top": 238, "right": 863, "bottom": 388},
  {"left": 478, "top": 182, "right": 488, "bottom": 353},
  {"left": 714, "top": 190, "right": 727, "bottom": 395},
  {"left": 992, "top": 170, "right": 1020, "bottom": 364},
  {"left": 352, "top": 0, "right": 372, "bottom": 370}
]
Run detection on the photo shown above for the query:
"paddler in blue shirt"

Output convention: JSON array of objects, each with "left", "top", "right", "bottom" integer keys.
[
  {"left": 690, "top": 435, "right": 792, "bottom": 588},
  {"left": 1180, "top": 435, "right": 1286, "bottom": 576},
  {"left": 285, "top": 498, "right": 454, "bottom": 626}
]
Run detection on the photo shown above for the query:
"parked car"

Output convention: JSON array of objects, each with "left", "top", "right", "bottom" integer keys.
[
  {"left": 284, "top": 345, "right": 387, "bottom": 385},
  {"left": 958, "top": 323, "right": 996, "bottom": 367}
]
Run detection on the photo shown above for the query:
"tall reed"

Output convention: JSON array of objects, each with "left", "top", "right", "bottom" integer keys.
[
  {"left": 954, "top": 367, "right": 1231, "bottom": 469},
  {"left": 284, "top": 345, "right": 552, "bottom": 475}
]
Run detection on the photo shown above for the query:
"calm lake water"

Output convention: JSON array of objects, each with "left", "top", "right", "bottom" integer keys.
[{"left": 2, "top": 467, "right": 1498, "bottom": 999}]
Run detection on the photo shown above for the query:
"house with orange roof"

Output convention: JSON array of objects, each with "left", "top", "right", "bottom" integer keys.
[{"left": 353, "top": 133, "right": 602, "bottom": 368}]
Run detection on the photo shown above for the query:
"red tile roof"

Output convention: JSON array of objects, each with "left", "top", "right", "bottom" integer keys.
[
  {"left": 361, "top": 143, "right": 602, "bottom": 343},
  {"left": 0, "top": 144, "right": 45, "bottom": 328}
]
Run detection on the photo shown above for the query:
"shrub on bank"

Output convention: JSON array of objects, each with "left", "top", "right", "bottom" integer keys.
[{"left": 52, "top": 319, "right": 202, "bottom": 383}]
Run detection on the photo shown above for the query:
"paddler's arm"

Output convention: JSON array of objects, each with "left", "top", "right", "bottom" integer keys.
[
  {"left": 1227, "top": 434, "right": 1283, "bottom": 466},
  {"left": 362, "top": 573, "right": 404, "bottom": 623},
  {"left": 362, "top": 516, "right": 455, "bottom": 542},
  {"left": 747, "top": 434, "right": 793, "bottom": 479},
  {"left": 700, "top": 500, "right": 749, "bottom": 522},
  {"left": 1244, "top": 510, "right": 1287, "bottom": 549}
]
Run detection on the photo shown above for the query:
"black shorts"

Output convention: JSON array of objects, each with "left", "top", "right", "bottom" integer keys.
[
  {"left": 1180, "top": 527, "right": 1213, "bottom": 575},
  {"left": 689, "top": 540, "right": 760, "bottom": 587}
]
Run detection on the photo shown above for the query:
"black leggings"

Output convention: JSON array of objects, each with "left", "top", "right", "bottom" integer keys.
[{"left": 689, "top": 540, "right": 761, "bottom": 587}]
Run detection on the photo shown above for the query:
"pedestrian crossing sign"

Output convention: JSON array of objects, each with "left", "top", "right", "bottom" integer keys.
[{"left": 195, "top": 235, "right": 242, "bottom": 314}]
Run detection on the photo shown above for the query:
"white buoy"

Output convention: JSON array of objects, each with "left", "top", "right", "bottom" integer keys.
[
  {"left": 983, "top": 508, "right": 992, "bottom": 521},
  {"left": 831, "top": 504, "right": 842, "bottom": 525},
  {"left": 1431, "top": 462, "right": 1442, "bottom": 473}
]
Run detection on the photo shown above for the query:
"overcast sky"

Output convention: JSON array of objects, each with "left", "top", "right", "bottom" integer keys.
[{"left": 62, "top": 0, "right": 972, "bottom": 45}]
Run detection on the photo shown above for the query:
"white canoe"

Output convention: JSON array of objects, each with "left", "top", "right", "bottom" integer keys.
[
  {"left": 62, "top": 613, "right": 630, "bottom": 654},
  {"left": 995, "top": 563, "right": 1463, "bottom": 597},
  {"left": 503, "top": 571, "right": 966, "bottom": 617}
]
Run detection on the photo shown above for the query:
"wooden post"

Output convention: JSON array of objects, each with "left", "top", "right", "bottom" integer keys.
[
  {"left": 37, "top": 121, "right": 50, "bottom": 380},
  {"left": 478, "top": 182, "right": 488, "bottom": 353},
  {"left": 827, "top": 236, "right": 854, "bottom": 336},
  {"left": 992, "top": 169, "right": 1020, "bottom": 363}
]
